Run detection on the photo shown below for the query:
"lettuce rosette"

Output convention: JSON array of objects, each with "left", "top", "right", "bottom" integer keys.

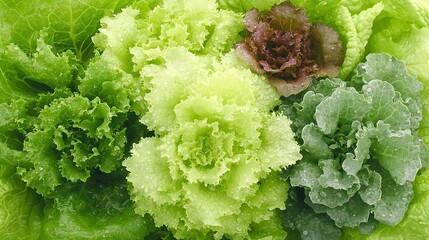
[
  {"left": 0, "top": 0, "right": 428, "bottom": 239},
  {"left": 279, "top": 53, "right": 426, "bottom": 239},
  {"left": 124, "top": 47, "right": 301, "bottom": 239}
]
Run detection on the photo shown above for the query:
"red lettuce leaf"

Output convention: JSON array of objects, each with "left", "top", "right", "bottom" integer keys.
[{"left": 236, "top": 1, "right": 344, "bottom": 96}]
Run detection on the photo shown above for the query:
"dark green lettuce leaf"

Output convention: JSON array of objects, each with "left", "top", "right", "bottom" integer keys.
[{"left": 39, "top": 173, "right": 155, "bottom": 239}]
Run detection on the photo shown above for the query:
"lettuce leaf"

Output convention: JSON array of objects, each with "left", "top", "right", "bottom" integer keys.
[
  {"left": 235, "top": 2, "right": 344, "bottom": 97},
  {"left": 0, "top": 176, "right": 44, "bottom": 240},
  {"left": 341, "top": 168, "right": 429, "bottom": 239},
  {"left": 0, "top": 0, "right": 131, "bottom": 61},
  {"left": 367, "top": 16, "right": 429, "bottom": 156},
  {"left": 93, "top": 0, "right": 244, "bottom": 74},
  {"left": 217, "top": 0, "right": 285, "bottom": 12},
  {"left": 0, "top": 8, "right": 152, "bottom": 240},
  {"left": 280, "top": 53, "right": 426, "bottom": 239},
  {"left": 124, "top": 47, "right": 302, "bottom": 239},
  {"left": 289, "top": 0, "right": 383, "bottom": 79},
  {"left": 0, "top": 38, "right": 78, "bottom": 104},
  {"left": 39, "top": 173, "right": 155, "bottom": 239}
]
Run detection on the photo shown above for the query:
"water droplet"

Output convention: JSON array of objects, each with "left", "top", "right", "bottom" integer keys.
[{"left": 303, "top": 231, "right": 308, "bottom": 235}]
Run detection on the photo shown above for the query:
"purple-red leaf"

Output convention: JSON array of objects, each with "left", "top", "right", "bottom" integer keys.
[{"left": 236, "top": 1, "right": 344, "bottom": 97}]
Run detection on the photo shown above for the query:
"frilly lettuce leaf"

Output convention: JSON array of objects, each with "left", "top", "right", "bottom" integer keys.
[
  {"left": 280, "top": 53, "right": 426, "bottom": 239},
  {"left": 93, "top": 0, "right": 244, "bottom": 74},
  {"left": 0, "top": 37, "right": 78, "bottom": 104},
  {"left": 124, "top": 46, "right": 302, "bottom": 239},
  {"left": 0, "top": 34, "right": 147, "bottom": 198},
  {"left": 18, "top": 94, "right": 130, "bottom": 196}
]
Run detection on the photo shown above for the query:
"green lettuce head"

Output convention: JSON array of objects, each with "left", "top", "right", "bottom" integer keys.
[
  {"left": 93, "top": 0, "right": 244, "bottom": 74},
  {"left": 124, "top": 47, "right": 302, "bottom": 239},
  {"left": 280, "top": 53, "right": 426, "bottom": 239}
]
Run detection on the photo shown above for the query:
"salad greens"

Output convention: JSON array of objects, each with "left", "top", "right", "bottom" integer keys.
[
  {"left": 341, "top": 168, "right": 429, "bottom": 239},
  {"left": 0, "top": 0, "right": 132, "bottom": 62},
  {"left": 235, "top": 2, "right": 344, "bottom": 96},
  {"left": 280, "top": 53, "right": 426, "bottom": 239},
  {"left": 0, "top": 0, "right": 428, "bottom": 239},
  {"left": 124, "top": 47, "right": 301, "bottom": 239},
  {"left": 0, "top": 176, "right": 44, "bottom": 239}
]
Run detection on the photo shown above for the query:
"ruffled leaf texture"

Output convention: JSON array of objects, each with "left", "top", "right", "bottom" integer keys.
[
  {"left": 90, "top": 0, "right": 244, "bottom": 116},
  {"left": 235, "top": 2, "right": 344, "bottom": 97},
  {"left": 365, "top": 3, "right": 429, "bottom": 157},
  {"left": 0, "top": 32, "right": 148, "bottom": 198},
  {"left": 124, "top": 46, "right": 302, "bottom": 240},
  {"left": 0, "top": 42, "right": 155, "bottom": 240},
  {"left": 280, "top": 53, "right": 426, "bottom": 240},
  {"left": 289, "top": 0, "right": 384, "bottom": 79},
  {"left": 92, "top": 0, "right": 244, "bottom": 75}
]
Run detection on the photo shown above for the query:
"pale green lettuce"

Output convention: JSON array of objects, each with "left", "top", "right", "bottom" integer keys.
[
  {"left": 124, "top": 47, "right": 302, "bottom": 239},
  {"left": 91, "top": 0, "right": 244, "bottom": 116},
  {"left": 93, "top": 0, "right": 243, "bottom": 74}
]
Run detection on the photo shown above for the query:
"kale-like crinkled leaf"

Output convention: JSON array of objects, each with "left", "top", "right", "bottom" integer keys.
[
  {"left": 341, "top": 168, "right": 429, "bottom": 239},
  {"left": 280, "top": 53, "right": 426, "bottom": 239}
]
